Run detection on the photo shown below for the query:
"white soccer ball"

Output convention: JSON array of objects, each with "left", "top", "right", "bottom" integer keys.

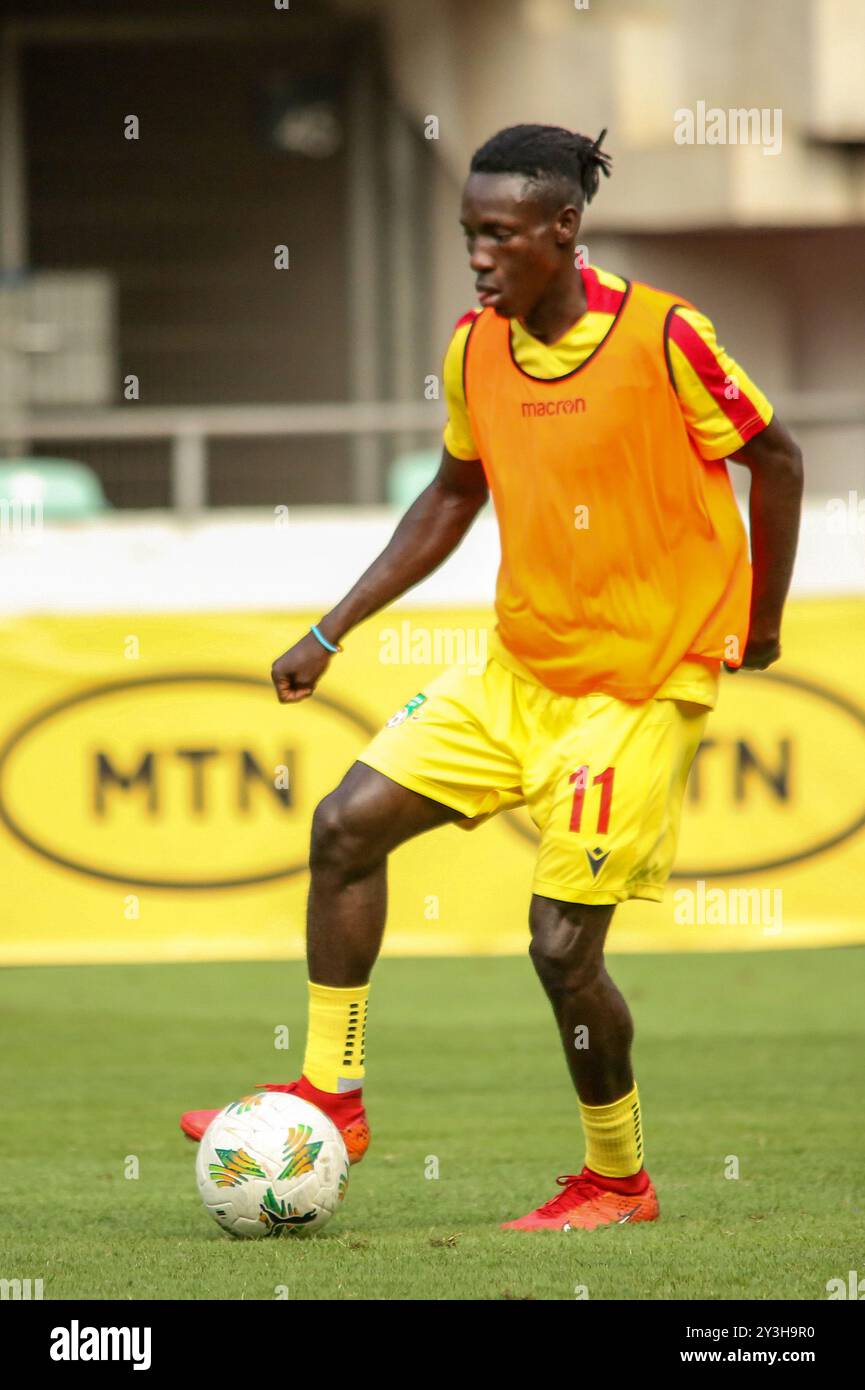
[{"left": 195, "top": 1091, "right": 349, "bottom": 1238}]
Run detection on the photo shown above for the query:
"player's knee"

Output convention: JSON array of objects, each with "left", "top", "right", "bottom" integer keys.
[
  {"left": 309, "top": 790, "right": 373, "bottom": 879},
  {"left": 528, "top": 904, "right": 605, "bottom": 995},
  {"left": 309, "top": 792, "right": 351, "bottom": 871},
  {"left": 529, "top": 930, "right": 571, "bottom": 993}
]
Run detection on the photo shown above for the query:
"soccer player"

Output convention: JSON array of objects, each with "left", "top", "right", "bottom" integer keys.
[{"left": 182, "top": 125, "right": 803, "bottom": 1230}]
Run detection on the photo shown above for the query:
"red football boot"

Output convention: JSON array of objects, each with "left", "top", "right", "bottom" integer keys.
[
  {"left": 179, "top": 1076, "right": 370, "bottom": 1164},
  {"left": 502, "top": 1166, "right": 659, "bottom": 1231}
]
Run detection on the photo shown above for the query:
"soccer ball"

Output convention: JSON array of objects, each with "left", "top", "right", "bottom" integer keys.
[{"left": 195, "top": 1091, "right": 349, "bottom": 1238}]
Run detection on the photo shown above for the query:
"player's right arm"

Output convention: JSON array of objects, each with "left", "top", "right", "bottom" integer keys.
[{"left": 271, "top": 446, "right": 488, "bottom": 703}]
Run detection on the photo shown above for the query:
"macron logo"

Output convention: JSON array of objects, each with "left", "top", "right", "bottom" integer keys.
[
  {"left": 50, "top": 1321, "right": 152, "bottom": 1371},
  {"left": 521, "top": 398, "right": 586, "bottom": 417}
]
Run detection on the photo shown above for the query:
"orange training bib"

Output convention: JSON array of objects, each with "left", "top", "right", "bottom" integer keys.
[{"left": 463, "top": 281, "right": 752, "bottom": 699}]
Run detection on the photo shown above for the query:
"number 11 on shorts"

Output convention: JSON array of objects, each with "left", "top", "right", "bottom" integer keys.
[{"left": 569, "top": 764, "right": 615, "bottom": 835}]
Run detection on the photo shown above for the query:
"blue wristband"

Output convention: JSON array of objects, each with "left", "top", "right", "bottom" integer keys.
[{"left": 310, "top": 625, "right": 342, "bottom": 654}]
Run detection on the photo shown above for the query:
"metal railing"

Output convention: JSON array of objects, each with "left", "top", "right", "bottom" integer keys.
[
  {"left": 0, "top": 401, "right": 444, "bottom": 513},
  {"left": 1, "top": 393, "right": 864, "bottom": 515}
]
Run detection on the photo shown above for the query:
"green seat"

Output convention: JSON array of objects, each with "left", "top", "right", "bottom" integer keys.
[
  {"left": 386, "top": 449, "right": 440, "bottom": 508},
  {"left": 0, "top": 459, "right": 109, "bottom": 520},
  {"left": 386, "top": 448, "right": 491, "bottom": 511}
]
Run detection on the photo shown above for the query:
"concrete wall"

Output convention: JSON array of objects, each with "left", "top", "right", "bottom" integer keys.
[
  {"left": 358, "top": 0, "right": 865, "bottom": 500},
  {"left": 4, "top": 0, "right": 863, "bottom": 509},
  {"left": 361, "top": 0, "right": 865, "bottom": 227}
]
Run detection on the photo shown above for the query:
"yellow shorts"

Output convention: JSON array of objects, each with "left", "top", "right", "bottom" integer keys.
[{"left": 356, "top": 655, "right": 709, "bottom": 905}]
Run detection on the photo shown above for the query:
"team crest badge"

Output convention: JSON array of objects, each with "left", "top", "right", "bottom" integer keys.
[{"left": 386, "top": 692, "right": 428, "bottom": 728}]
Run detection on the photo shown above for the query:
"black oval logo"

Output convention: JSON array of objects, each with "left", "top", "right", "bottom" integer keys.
[
  {"left": 0, "top": 672, "right": 375, "bottom": 890},
  {"left": 504, "top": 670, "right": 865, "bottom": 877}
]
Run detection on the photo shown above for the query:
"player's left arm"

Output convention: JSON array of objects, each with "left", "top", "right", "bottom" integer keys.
[
  {"left": 729, "top": 414, "right": 804, "bottom": 670},
  {"left": 665, "top": 305, "right": 803, "bottom": 671}
]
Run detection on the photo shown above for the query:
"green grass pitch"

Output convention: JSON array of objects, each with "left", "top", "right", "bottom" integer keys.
[{"left": 1, "top": 950, "right": 862, "bottom": 1300}]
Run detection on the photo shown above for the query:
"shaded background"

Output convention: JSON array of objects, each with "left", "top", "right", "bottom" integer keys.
[{"left": 1, "top": 0, "right": 863, "bottom": 509}]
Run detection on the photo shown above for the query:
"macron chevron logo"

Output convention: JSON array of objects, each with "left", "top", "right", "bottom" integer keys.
[{"left": 585, "top": 846, "right": 611, "bottom": 879}]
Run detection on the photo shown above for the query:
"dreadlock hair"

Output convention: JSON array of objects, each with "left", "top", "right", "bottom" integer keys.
[{"left": 468, "top": 124, "right": 612, "bottom": 211}]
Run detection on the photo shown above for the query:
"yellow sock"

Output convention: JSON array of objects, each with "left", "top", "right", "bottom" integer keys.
[
  {"left": 302, "top": 981, "right": 369, "bottom": 1093},
  {"left": 579, "top": 1082, "right": 644, "bottom": 1177}
]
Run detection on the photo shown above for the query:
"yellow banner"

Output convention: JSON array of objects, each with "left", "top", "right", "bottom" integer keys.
[{"left": 1, "top": 601, "right": 864, "bottom": 965}]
